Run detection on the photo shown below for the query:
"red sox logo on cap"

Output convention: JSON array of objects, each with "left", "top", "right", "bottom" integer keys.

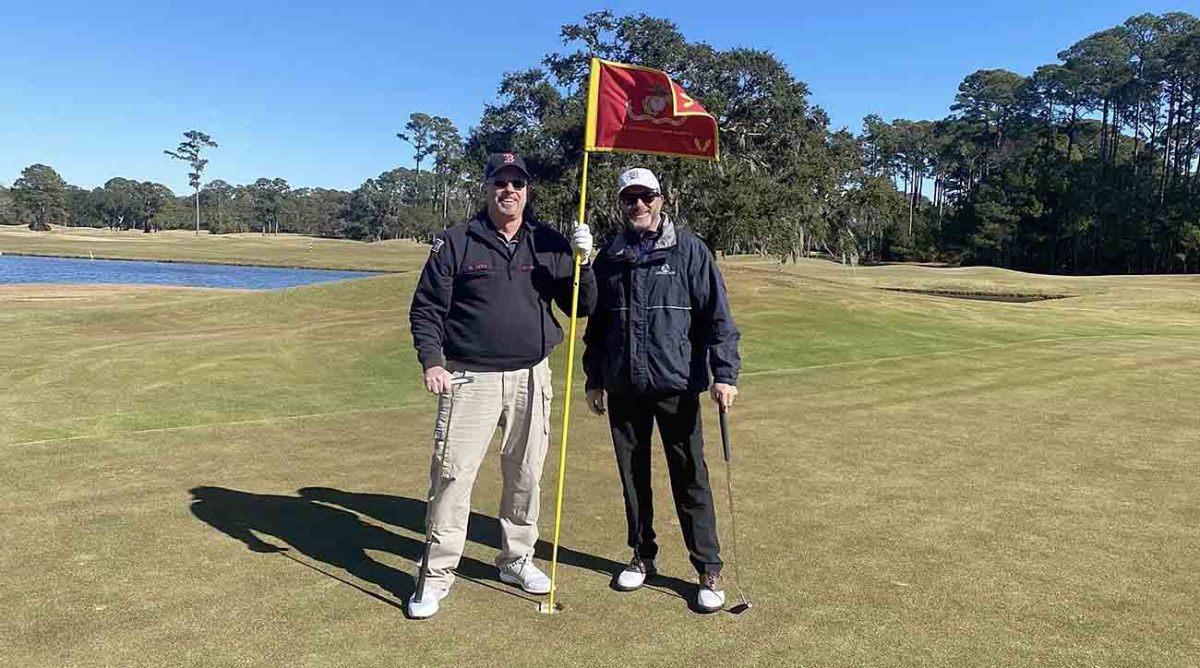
[{"left": 503, "top": 153, "right": 515, "bottom": 164}]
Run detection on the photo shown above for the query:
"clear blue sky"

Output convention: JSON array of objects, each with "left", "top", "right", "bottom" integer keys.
[{"left": 0, "top": 0, "right": 1183, "bottom": 194}]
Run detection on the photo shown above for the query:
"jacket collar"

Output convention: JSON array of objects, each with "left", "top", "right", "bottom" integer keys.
[
  {"left": 467, "top": 213, "right": 537, "bottom": 255},
  {"left": 605, "top": 213, "right": 677, "bottom": 263}
]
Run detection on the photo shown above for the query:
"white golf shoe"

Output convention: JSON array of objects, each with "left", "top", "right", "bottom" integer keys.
[
  {"left": 407, "top": 584, "right": 450, "bottom": 619},
  {"left": 615, "top": 555, "right": 657, "bottom": 591},
  {"left": 498, "top": 557, "right": 552, "bottom": 594},
  {"left": 696, "top": 572, "right": 726, "bottom": 613}
]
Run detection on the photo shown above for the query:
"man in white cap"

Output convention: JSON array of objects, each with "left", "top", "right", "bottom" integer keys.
[
  {"left": 582, "top": 167, "right": 741, "bottom": 613},
  {"left": 407, "top": 151, "right": 596, "bottom": 618}
]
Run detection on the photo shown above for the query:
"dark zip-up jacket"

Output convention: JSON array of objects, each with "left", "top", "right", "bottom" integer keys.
[
  {"left": 583, "top": 215, "right": 740, "bottom": 395},
  {"left": 410, "top": 213, "right": 596, "bottom": 372}
]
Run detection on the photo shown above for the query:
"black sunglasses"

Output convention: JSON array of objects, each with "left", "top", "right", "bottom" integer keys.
[
  {"left": 620, "top": 191, "right": 659, "bottom": 206},
  {"left": 491, "top": 179, "right": 527, "bottom": 190}
]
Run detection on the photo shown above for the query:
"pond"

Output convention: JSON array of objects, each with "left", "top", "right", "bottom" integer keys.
[{"left": 0, "top": 254, "right": 381, "bottom": 290}]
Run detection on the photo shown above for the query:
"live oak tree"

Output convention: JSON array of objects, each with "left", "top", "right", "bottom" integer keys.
[{"left": 12, "top": 164, "right": 69, "bottom": 231}]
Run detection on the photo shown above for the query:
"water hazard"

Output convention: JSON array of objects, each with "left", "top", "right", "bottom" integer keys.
[{"left": 0, "top": 255, "right": 380, "bottom": 290}]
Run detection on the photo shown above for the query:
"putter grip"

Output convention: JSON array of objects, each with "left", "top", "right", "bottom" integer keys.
[{"left": 719, "top": 408, "right": 732, "bottom": 463}]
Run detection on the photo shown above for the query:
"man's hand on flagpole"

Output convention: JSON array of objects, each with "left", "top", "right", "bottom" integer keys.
[{"left": 571, "top": 222, "right": 594, "bottom": 264}]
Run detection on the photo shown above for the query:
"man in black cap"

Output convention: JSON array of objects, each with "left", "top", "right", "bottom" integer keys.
[{"left": 407, "top": 152, "right": 596, "bottom": 618}]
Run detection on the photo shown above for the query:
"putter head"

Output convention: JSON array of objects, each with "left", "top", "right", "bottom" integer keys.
[
  {"left": 720, "top": 594, "right": 748, "bottom": 614},
  {"left": 536, "top": 601, "right": 565, "bottom": 615},
  {"left": 720, "top": 599, "right": 748, "bottom": 614}
]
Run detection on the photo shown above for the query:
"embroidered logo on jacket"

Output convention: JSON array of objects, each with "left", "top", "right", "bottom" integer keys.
[{"left": 656, "top": 263, "right": 677, "bottom": 276}]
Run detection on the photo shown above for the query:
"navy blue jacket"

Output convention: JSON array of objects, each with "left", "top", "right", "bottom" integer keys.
[
  {"left": 583, "top": 215, "right": 740, "bottom": 395},
  {"left": 410, "top": 213, "right": 596, "bottom": 372}
]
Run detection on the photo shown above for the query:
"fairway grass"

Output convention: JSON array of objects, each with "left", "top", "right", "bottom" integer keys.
[{"left": 2, "top": 246, "right": 1197, "bottom": 666}]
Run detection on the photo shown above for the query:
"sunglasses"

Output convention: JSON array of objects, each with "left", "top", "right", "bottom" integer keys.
[
  {"left": 620, "top": 191, "right": 660, "bottom": 206},
  {"left": 491, "top": 179, "right": 527, "bottom": 190}
]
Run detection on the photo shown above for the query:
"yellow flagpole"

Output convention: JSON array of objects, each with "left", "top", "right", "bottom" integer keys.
[{"left": 545, "top": 149, "right": 590, "bottom": 614}]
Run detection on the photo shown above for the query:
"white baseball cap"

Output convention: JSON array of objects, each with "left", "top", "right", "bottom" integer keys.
[{"left": 617, "top": 167, "right": 660, "bottom": 194}]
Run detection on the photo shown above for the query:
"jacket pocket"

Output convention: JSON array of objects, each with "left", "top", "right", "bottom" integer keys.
[{"left": 643, "top": 306, "right": 692, "bottom": 390}]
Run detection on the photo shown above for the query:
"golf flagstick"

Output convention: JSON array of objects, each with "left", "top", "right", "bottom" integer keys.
[
  {"left": 719, "top": 404, "right": 753, "bottom": 614},
  {"left": 541, "top": 150, "right": 591, "bottom": 615}
]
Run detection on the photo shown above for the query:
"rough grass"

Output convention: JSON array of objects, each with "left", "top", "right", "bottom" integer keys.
[{"left": 2, "top": 244, "right": 1198, "bottom": 667}]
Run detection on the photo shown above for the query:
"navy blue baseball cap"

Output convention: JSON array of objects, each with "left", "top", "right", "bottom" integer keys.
[{"left": 484, "top": 152, "right": 531, "bottom": 180}]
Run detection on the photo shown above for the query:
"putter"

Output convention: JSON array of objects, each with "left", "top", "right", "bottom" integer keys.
[
  {"left": 719, "top": 405, "right": 753, "bottom": 615},
  {"left": 413, "top": 374, "right": 474, "bottom": 606}
]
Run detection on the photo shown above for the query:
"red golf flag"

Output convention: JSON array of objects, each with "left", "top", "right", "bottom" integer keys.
[{"left": 585, "top": 58, "right": 719, "bottom": 161}]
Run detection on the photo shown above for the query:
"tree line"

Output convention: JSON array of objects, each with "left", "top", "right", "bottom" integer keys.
[
  {"left": 864, "top": 12, "right": 1200, "bottom": 273},
  {"left": 3, "top": 10, "right": 1197, "bottom": 274},
  {"left": 0, "top": 163, "right": 460, "bottom": 242}
]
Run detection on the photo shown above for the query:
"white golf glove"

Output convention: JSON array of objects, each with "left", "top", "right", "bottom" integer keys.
[{"left": 571, "top": 222, "right": 594, "bottom": 261}]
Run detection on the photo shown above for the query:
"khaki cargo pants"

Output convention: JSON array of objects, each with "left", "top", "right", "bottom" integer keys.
[{"left": 422, "top": 358, "right": 553, "bottom": 588}]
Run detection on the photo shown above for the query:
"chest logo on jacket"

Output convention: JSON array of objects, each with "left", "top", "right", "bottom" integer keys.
[{"left": 656, "top": 263, "right": 677, "bottom": 276}]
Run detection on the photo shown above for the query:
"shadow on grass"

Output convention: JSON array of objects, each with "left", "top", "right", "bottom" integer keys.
[{"left": 189, "top": 486, "right": 694, "bottom": 608}]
